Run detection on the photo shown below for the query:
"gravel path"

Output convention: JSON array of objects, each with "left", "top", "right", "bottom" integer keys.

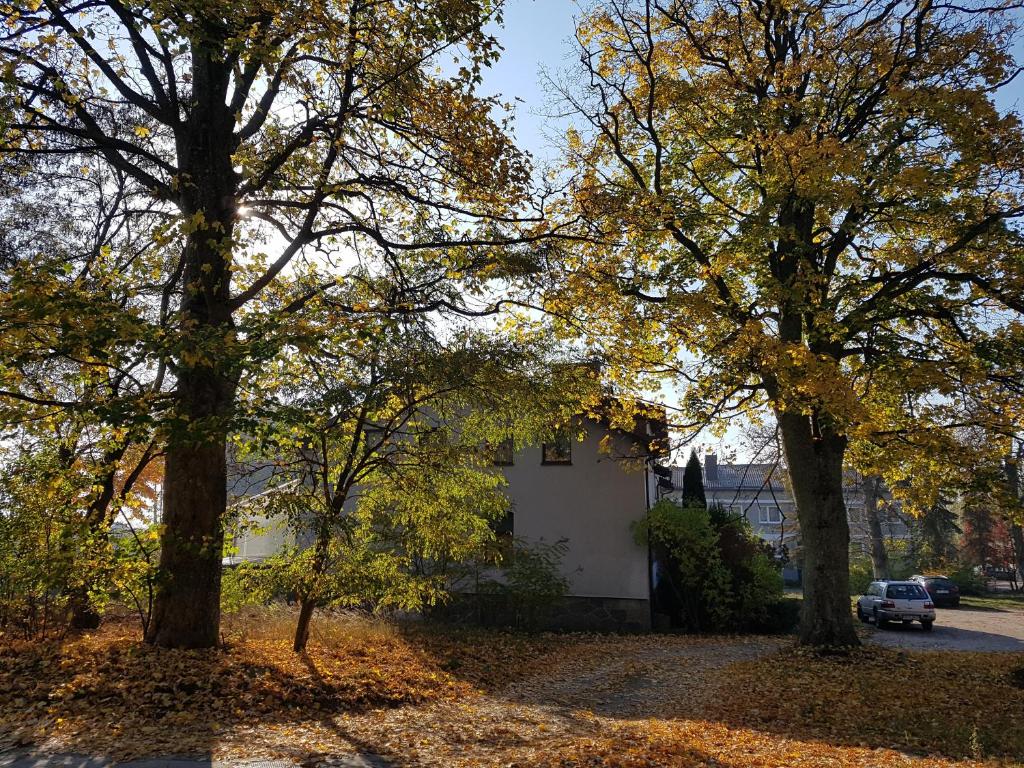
[
  {"left": 866, "top": 606, "right": 1024, "bottom": 651},
  {"left": 334, "top": 635, "right": 782, "bottom": 767}
]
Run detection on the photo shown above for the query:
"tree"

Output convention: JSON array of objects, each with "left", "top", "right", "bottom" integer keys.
[
  {"left": 917, "top": 493, "right": 960, "bottom": 569},
  {"left": 550, "top": 0, "right": 1024, "bottom": 646},
  {"left": 680, "top": 449, "right": 706, "bottom": 508},
  {"left": 231, "top": 299, "right": 593, "bottom": 652},
  {"left": 2, "top": 0, "right": 544, "bottom": 646},
  {"left": 1004, "top": 443, "right": 1024, "bottom": 586},
  {"left": 0, "top": 162, "right": 167, "bottom": 629},
  {"left": 861, "top": 475, "right": 890, "bottom": 580}
]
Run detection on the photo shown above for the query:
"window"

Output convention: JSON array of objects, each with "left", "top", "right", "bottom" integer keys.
[
  {"left": 542, "top": 429, "right": 572, "bottom": 465},
  {"left": 492, "top": 437, "right": 514, "bottom": 466},
  {"left": 490, "top": 510, "right": 514, "bottom": 562},
  {"left": 758, "top": 505, "right": 783, "bottom": 524},
  {"left": 886, "top": 583, "right": 927, "bottom": 600}
]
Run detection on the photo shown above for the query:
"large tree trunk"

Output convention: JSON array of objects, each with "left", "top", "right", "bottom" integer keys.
[
  {"left": 146, "top": 44, "right": 237, "bottom": 649},
  {"left": 777, "top": 411, "right": 859, "bottom": 647},
  {"left": 863, "top": 475, "right": 890, "bottom": 580}
]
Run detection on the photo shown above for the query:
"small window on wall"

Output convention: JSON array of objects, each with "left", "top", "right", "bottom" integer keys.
[
  {"left": 490, "top": 510, "right": 514, "bottom": 562},
  {"left": 492, "top": 437, "right": 514, "bottom": 466},
  {"left": 758, "top": 506, "right": 783, "bottom": 524},
  {"left": 542, "top": 429, "right": 572, "bottom": 465}
]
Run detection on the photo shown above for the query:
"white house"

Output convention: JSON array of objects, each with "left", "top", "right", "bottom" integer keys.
[
  {"left": 488, "top": 416, "right": 668, "bottom": 630},
  {"left": 228, "top": 414, "right": 669, "bottom": 631}
]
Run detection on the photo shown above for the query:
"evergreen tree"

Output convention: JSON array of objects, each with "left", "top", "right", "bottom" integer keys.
[
  {"left": 918, "top": 494, "right": 961, "bottom": 568},
  {"left": 681, "top": 450, "right": 707, "bottom": 509}
]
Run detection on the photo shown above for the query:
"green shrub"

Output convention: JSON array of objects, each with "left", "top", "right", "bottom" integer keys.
[
  {"left": 635, "top": 500, "right": 783, "bottom": 633},
  {"left": 478, "top": 538, "right": 570, "bottom": 630},
  {"left": 849, "top": 555, "right": 874, "bottom": 595},
  {"left": 947, "top": 563, "right": 986, "bottom": 596},
  {"left": 749, "top": 597, "right": 802, "bottom": 634}
]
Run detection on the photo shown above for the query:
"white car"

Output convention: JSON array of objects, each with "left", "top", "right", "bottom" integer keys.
[{"left": 856, "top": 580, "right": 936, "bottom": 631}]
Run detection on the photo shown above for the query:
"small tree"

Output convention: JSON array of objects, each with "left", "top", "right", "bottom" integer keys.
[
  {"left": 233, "top": 302, "right": 597, "bottom": 652},
  {"left": 681, "top": 449, "right": 706, "bottom": 508}
]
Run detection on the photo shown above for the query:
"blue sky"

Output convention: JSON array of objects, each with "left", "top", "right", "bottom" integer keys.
[
  {"left": 482, "top": 0, "right": 1024, "bottom": 161},
  {"left": 481, "top": 0, "right": 580, "bottom": 161}
]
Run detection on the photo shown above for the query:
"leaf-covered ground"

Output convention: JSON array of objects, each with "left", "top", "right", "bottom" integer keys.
[{"left": 2, "top": 607, "right": 1022, "bottom": 767}]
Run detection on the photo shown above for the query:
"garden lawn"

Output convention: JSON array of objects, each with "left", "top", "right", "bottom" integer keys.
[
  {"left": 2, "top": 607, "right": 1023, "bottom": 767},
  {"left": 961, "top": 593, "right": 1024, "bottom": 612}
]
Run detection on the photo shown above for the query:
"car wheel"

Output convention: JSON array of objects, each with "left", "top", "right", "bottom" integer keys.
[
  {"left": 874, "top": 609, "right": 888, "bottom": 628},
  {"left": 921, "top": 620, "right": 933, "bottom": 632},
  {"left": 856, "top": 604, "right": 869, "bottom": 623}
]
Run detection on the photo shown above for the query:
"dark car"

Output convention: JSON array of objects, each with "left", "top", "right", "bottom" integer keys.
[{"left": 910, "top": 575, "right": 960, "bottom": 607}]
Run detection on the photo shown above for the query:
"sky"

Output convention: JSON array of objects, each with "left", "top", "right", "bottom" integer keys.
[
  {"left": 483, "top": 0, "right": 1024, "bottom": 157},
  {"left": 480, "top": 0, "right": 581, "bottom": 162}
]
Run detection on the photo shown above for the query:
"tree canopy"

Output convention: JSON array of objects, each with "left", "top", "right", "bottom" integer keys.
[
  {"left": 549, "top": 0, "right": 1024, "bottom": 645},
  {"left": 0, "top": 0, "right": 554, "bottom": 646}
]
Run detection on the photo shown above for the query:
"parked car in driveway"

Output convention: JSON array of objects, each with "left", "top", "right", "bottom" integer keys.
[
  {"left": 910, "top": 574, "right": 961, "bottom": 607},
  {"left": 857, "top": 580, "right": 936, "bottom": 630}
]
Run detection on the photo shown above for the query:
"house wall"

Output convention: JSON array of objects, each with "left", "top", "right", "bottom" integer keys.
[
  {"left": 224, "top": 420, "right": 656, "bottom": 630},
  {"left": 500, "top": 420, "right": 652, "bottom": 606}
]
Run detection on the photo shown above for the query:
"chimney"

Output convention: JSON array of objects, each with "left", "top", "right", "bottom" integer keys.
[{"left": 704, "top": 452, "right": 718, "bottom": 485}]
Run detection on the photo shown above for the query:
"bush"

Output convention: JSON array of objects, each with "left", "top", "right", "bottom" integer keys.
[
  {"left": 478, "top": 538, "right": 570, "bottom": 630},
  {"left": 635, "top": 500, "right": 783, "bottom": 633},
  {"left": 749, "top": 596, "right": 802, "bottom": 634},
  {"left": 947, "top": 563, "right": 987, "bottom": 596},
  {"left": 849, "top": 555, "right": 874, "bottom": 596}
]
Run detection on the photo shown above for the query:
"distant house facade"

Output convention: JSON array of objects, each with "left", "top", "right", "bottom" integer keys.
[
  {"left": 228, "top": 414, "right": 669, "bottom": 632},
  {"left": 667, "top": 453, "right": 910, "bottom": 563}
]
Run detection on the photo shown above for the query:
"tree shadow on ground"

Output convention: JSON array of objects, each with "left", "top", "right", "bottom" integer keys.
[
  {"left": 865, "top": 614, "right": 1024, "bottom": 651},
  {"left": 0, "top": 616, "right": 438, "bottom": 765}
]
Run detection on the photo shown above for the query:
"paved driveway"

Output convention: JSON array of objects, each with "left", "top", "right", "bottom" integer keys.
[{"left": 866, "top": 606, "right": 1024, "bottom": 651}]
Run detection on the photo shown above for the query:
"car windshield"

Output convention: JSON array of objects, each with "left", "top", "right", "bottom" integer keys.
[
  {"left": 887, "top": 584, "right": 928, "bottom": 599},
  {"left": 926, "top": 579, "right": 952, "bottom": 587}
]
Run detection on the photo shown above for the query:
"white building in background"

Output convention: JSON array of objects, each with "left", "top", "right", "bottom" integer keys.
[{"left": 667, "top": 453, "right": 910, "bottom": 561}]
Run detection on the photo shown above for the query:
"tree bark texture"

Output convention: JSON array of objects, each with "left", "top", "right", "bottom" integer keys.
[
  {"left": 293, "top": 599, "right": 316, "bottom": 654},
  {"left": 146, "top": 44, "right": 237, "bottom": 648},
  {"left": 777, "top": 411, "right": 859, "bottom": 647},
  {"left": 863, "top": 475, "right": 890, "bottom": 580}
]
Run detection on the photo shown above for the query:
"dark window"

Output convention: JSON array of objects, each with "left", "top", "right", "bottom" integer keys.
[
  {"left": 490, "top": 510, "right": 514, "bottom": 562},
  {"left": 886, "top": 584, "right": 927, "bottom": 599},
  {"left": 542, "top": 430, "right": 572, "bottom": 465},
  {"left": 492, "top": 437, "right": 514, "bottom": 466}
]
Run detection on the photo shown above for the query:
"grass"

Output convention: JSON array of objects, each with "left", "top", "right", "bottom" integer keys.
[{"left": 960, "top": 593, "right": 1024, "bottom": 612}]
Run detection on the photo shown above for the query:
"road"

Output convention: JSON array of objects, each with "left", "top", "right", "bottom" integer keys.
[{"left": 866, "top": 605, "right": 1024, "bottom": 651}]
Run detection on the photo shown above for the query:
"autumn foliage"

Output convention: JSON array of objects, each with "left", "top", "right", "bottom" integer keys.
[{"left": 3, "top": 610, "right": 1024, "bottom": 766}]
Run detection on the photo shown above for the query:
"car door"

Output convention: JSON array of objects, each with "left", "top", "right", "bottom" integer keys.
[{"left": 862, "top": 582, "right": 879, "bottom": 613}]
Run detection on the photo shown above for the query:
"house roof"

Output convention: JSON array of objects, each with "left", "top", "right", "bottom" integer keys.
[{"left": 670, "top": 462, "right": 787, "bottom": 492}]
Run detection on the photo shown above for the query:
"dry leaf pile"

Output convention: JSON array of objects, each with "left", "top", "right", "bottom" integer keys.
[{"left": 2, "top": 608, "right": 1022, "bottom": 768}]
